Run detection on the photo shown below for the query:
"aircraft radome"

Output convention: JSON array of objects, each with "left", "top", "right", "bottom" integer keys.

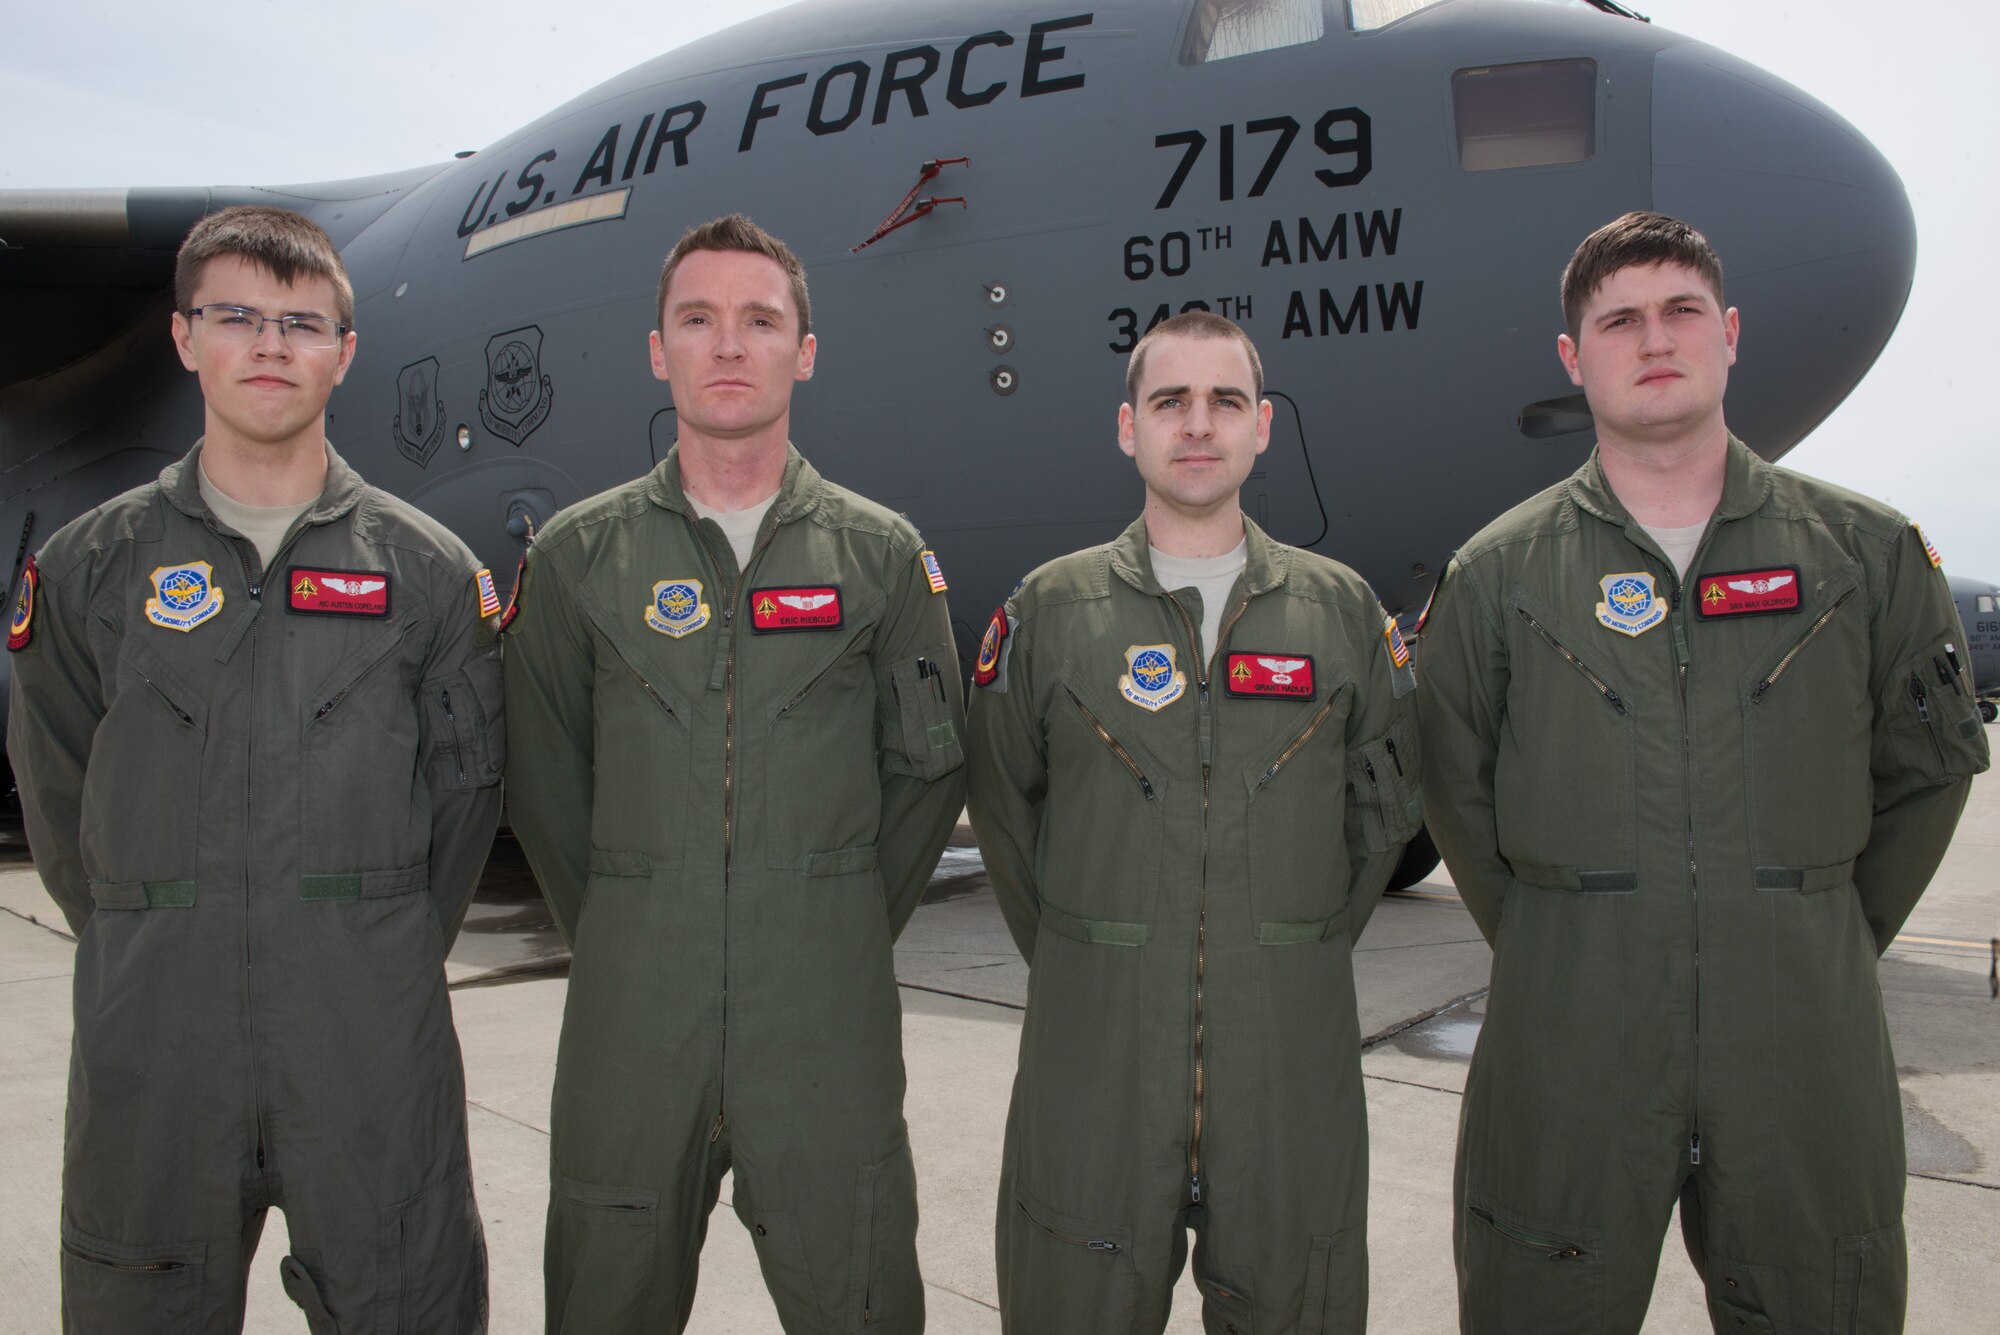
[{"left": 0, "top": 0, "right": 1916, "bottom": 729}]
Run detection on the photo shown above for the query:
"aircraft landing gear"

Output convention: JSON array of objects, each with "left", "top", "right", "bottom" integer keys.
[{"left": 1979, "top": 699, "right": 1997, "bottom": 724}]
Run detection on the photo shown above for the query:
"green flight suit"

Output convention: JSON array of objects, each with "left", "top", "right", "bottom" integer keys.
[
  {"left": 966, "top": 517, "right": 1422, "bottom": 1335},
  {"left": 8, "top": 442, "right": 503, "bottom": 1335},
  {"left": 1419, "top": 439, "right": 1989, "bottom": 1334},
  {"left": 504, "top": 445, "right": 965, "bottom": 1335}
]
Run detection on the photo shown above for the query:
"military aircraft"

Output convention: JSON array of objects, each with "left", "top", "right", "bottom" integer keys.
[
  {"left": 0, "top": 0, "right": 1916, "bottom": 847},
  {"left": 1949, "top": 576, "right": 2000, "bottom": 723}
]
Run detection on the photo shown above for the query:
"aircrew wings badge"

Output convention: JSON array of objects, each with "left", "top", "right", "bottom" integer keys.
[
  {"left": 1695, "top": 566, "right": 1801, "bottom": 619},
  {"left": 920, "top": 549, "right": 948, "bottom": 594},
  {"left": 749, "top": 586, "right": 843, "bottom": 632},
  {"left": 1119, "top": 643, "right": 1186, "bottom": 712},
  {"left": 288, "top": 568, "right": 391, "bottom": 617},
  {"left": 146, "top": 561, "right": 224, "bottom": 632},
  {"left": 1595, "top": 571, "right": 1665, "bottom": 637},
  {"left": 646, "top": 579, "right": 710, "bottom": 638},
  {"left": 1225, "top": 651, "right": 1316, "bottom": 700},
  {"left": 6, "top": 555, "right": 38, "bottom": 652}
]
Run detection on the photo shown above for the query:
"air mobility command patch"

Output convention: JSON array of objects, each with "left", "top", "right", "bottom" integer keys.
[
  {"left": 1915, "top": 522, "right": 1943, "bottom": 568},
  {"left": 646, "top": 579, "right": 710, "bottom": 638},
  {"left": 920, "top": 549, "right": 948, "bottom": 594},
  {"left": 750, "top": 586, "right": 842, "bottom": 632},
  {"left": 6, "top": 555, "right": 38, "bottom": 652},
  {"left": 1224, "top": 652, "right": 1315, "bottom": 700},
  {"left": 1120, "top": 643, "right": 1185, "bottom": 712},
  {"left": 1695, "top": 566, "right": 1800, "bottom": 619},
  {"left": 146, "top": 562, "right": 224, "bottom": 632},
  {"left": 1595, "top": 571, "right": 1664, "bottom": 637},
  {"left": 476, "top": 568, "right": 502, "bottom": 619},
  {"left": 288, "top": 568, "right": 391, "bottom": 617},
  {"left": 973, "top": 606, "right": 1012, "bottom": 689},
  {"left": 1383, "top": 614, "right": 1417, "bottom": 697}
]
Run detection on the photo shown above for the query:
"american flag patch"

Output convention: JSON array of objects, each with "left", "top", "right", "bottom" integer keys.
[
  {"left": 1384, "top": 617, "right": 1411, "bottom": 669},
  {"left": 920, "top": 549, "right": 948, "bottom": 593},
  {"left": 1914, "top": 523, "right": 1942, "bottom": 569},
  {"left": 476, "top": 567, "right": 502, "bottom": 618}
]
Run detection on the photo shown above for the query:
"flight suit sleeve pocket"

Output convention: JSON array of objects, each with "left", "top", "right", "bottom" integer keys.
[
  {"left": 423, "top": 655, "right": 504, "bottom": 790},
  {"left": 60, "top": 1220, "right": 207, "bottom": 1332},
  {"left": 1345, "top": 716, "right": 1421, "bottom": 853},
  {"left": 1887, "top": 638, "right": 1991, "bottom": 783},
  {"left": 884, "top": 644, "right": 965, "bottom": 781}
]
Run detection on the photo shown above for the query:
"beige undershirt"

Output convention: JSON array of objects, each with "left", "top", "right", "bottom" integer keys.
[
  {"left": 1639, "top": 520, "right": 1708, "bottom": 580},
  {"left": 1149, "top": 538, "right": 1249, "bottom": 668},
  {"left": 198, "top": 466, "right": 315, "bottom": 574},
  {"left": 691, "top": 493, "right": 776, "bottom": 572}
]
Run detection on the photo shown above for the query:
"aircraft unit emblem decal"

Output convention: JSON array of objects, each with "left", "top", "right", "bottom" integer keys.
[
  {"left": 1224, "top": 651, "right": 1316, "bottom": 700},
  {"left": 1695, "top": 566, "right": 1802, "bottom": 619},
  {"left": 646, "top": 579, "right": 710, "bottom": 637},
  {"left": 1120, "top": 643, "right": 1185, "bottom": 712},
  {"left": 146, "top": 561, "right": 224, "bottom": 633},
  {"left": 1595, "top": 571, "right": 1665, "bottom": 637},
  {"left": 394, "top": 357, "right": 446, "bottom": 467},
  {"left": 477, "top": 326, "right": 554, "bottom": 446},
  {"left": 749, "top": 585, "right": 843, "bottom": 632}
]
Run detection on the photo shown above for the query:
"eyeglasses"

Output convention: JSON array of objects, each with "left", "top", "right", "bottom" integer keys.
[{"left": 185, "top": 305, "right": 349, "bottom": 350}]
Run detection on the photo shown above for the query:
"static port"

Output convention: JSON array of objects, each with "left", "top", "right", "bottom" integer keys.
[
  {"left": 988, "top": 325, "right": 1014, "bottom": 353},
  {"left": 990, "top": 365, "right": 1018, "bottom": 395}
]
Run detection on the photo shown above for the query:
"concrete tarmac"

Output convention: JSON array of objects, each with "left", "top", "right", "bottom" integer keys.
[{"left": 2, "top": 759, "right": 1996, "bottom": 1333}]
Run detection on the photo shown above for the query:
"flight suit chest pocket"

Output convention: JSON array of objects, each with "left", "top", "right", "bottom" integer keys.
[
  {"left": 764, "top": 614, "right": 881, "bottom": 870},
  {"left": 1497, "top": 591, "right": 1637, "bottom": 874},
  {"left": 577, "top": 599, "right": 691, "bottom": 870},
  {"left": 298, "top": 621, "right": 423, "bottom": 869},
  {"left": 1042, "top": 673, "right": 1165, "bottom": 926},
  {"left": 1243, "top": 679, "right": 1358, "bottom": 932},
  {"left": 80, "top": 637, "right": 208, "bottom": 888}
]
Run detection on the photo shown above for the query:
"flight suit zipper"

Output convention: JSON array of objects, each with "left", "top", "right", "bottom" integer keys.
[
  {"left": 1162, "top": 589, "right": 1250, "bottom": 1207},
  {"left": 1468, "top": 1207, "right": 1589, "bottom": 1261},
  {"left": 1517, "top": 609, "right": 1627, "bottom": 714},
  {"left": 1023, "top": 1213, "right": 1122, "bottom": 1252},
  {"left": 1066, "top": 692, "right": 1156, "bottom": 799},
  {"left": 691, "top": 515, "right": 779, "bottom": 1150}
]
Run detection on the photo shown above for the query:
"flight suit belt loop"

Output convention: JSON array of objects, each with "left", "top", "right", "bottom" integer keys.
[
  {"left": 1753, "top": 860, "right": 1857, "bottom": 893},
  {"left": 1509, "top": 863, "right": 1640, "bottom": 894},
  {"left": 1257, "top": 909, "right": 1349, "bottom": 945},
  {"left": 1041, "top": 900, "right": 1152, "bottom": 947},
  {"left": 88, "top": 880, "right": 197, "bottom": 909},
  {"left": 299, "top": 865, "right": 430, "bottom": 901}
]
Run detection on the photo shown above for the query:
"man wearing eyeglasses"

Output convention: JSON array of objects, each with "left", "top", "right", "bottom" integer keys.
[{"left": 8, "top": 205, "right": 502, "bottom": 1333}]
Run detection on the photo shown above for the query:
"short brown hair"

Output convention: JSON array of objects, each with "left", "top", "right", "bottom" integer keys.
[
  {"left": 656, "top": 214, "right": 812, "bottom": 339},
  {"left": 174, "top": 205, "right": 355, "bottom": 328},
  {"left": 1125, "top": 310, "right": 1264, "bottom": 403},
  {"left": 1561, "top": 211, "right": 1724, "bottom": 342}
]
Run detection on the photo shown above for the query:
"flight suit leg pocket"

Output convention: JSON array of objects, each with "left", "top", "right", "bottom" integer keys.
[
  {"left": 377, "top": 1165, "right": 487, "bottom": 1334},
  {"left": 1000, "top": 1187, "right": 1136, "bottom": 1332},
  {"left": 1461, "top": 1194, "right": 1602, "bottom": 1332},
  {"left": 60, "top": 1219, "right": 207, "bottom": 1333},
  {"left": 847, "top": 1142, "right": 923, "bottom": 1331},
  {"left": 734, "top": 1199, "right": 829, "bottom": 1332},
  {"left": 1298, "top": 1227, "right": 1366, "bottom": 1335},
  {"left": 548, "top": 1173, "right": 659, "bottom": 1331},
  {"left": 887, "top": 643, "right": 965, "bottom": 781},
  {"left": 1832, "top": 1222, "right": 1906, "bottom": 1335}
]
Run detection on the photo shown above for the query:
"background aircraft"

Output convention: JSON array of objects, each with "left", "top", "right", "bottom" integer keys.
[
  {"left": 1949, "top": 576, "right": 2000, "bottom": 723},
  {"left": 0, "top": 0, "right": 1916, "bottom": 752}
]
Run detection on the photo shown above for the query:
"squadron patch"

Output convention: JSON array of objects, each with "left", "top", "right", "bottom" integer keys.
[
  {"left": 146, "top": 561, "right": 224, "bottom": 633},
  {"left": 1595, "top": 571, "right": 1665, "bottom": 638},
  {"left": 288, "top": 568, "right": 391, "bottom": 618},
  {"left": 646, "top": 579, "right": 710, "bottom": 638},
  {"left": 476, "top": 568, "right": 502, "bottom": 619},
  {"left": 749, "top": 585, "right": 843, "bottom": 632},
  {"left": 920, "top": 549, "right": 948, "bottom": 594},
  {"left": 973, "top": 606, "right": 1011, "bottom": 688},
  {"left": 6, "top": 555, "right": 38, "bottom": 652},
  {"left": 1119, "top": 643, "right": 1186, "bottom": 713},
  {"left": 498, "top": 552, "right": 527, "bottom": 633},
  {"left": 1224, "top": 652, "right": 1315, "bottom": 700},
  {"left": 1915, "top": 523, "right": 1943, "bottom": 569},
  {"left": 1695, "top": 566, "right": 1801, "bottom": 619}
]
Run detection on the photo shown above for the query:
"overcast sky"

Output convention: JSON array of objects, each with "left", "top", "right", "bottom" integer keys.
[{"left": 6, "top": 1, "right": 1995, "bottom": 575}]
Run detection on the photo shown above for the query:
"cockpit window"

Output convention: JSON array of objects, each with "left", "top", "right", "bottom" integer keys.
[
  {"left": 1181, "top": 0, "right": 1325, "bottom": 64},
  {"left": 1452, "top": 59, "right": 1597, "bottom": 170},
  {"left": 1348, "top": 0, "right": 1449, "bottom": 31},
  {"left": 1979, "top": 595, "right": 1997, "bottom": 614}
]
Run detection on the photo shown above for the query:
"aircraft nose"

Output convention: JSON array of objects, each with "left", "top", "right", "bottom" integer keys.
[{"left": 1650, "top": 41, "right": 1916, "bottom": 453}]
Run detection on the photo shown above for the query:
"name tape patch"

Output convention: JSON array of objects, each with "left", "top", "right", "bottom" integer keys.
[
  {"left": 1696, "top": 566, "right": 1801, "bottom": 619},
  {"left": 289, "top": 568, "right": 391, "bottom": 617},
  {"left": 750, "top": 585, "right": 843, "bottom": 632},
  {"left": 1225, "top": 651, "right": 1316, "bottom": 700}
]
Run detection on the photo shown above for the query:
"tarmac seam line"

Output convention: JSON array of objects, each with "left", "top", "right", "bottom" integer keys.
[
  {"left": 0, "top": 970, "right": 74, "bottom": 986},
  {"left": 1909, "top": 1170, "right": 2000, "bottom": 1193},
  {"left": 926, "top": 1281, "right": 1000, "bottom": 1313},
  {"left": 466, "top": 1096, "right": 551, "bottom": 1138},
  {"left": 1353, "top": 936, "right": 1489, "bottom": 953},
  {"left": 1360, "top": 987, "right": 1489, "bottom": 1051},
  {"left": 898, "top": 981, "right": 1026, "bottom": 1011},
  {"left": 1362, "top": 1071, "right": 1465, "bottom": 1098},
  {"left": 0, "top": 904, "right": 75, "bottom": 942}
]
